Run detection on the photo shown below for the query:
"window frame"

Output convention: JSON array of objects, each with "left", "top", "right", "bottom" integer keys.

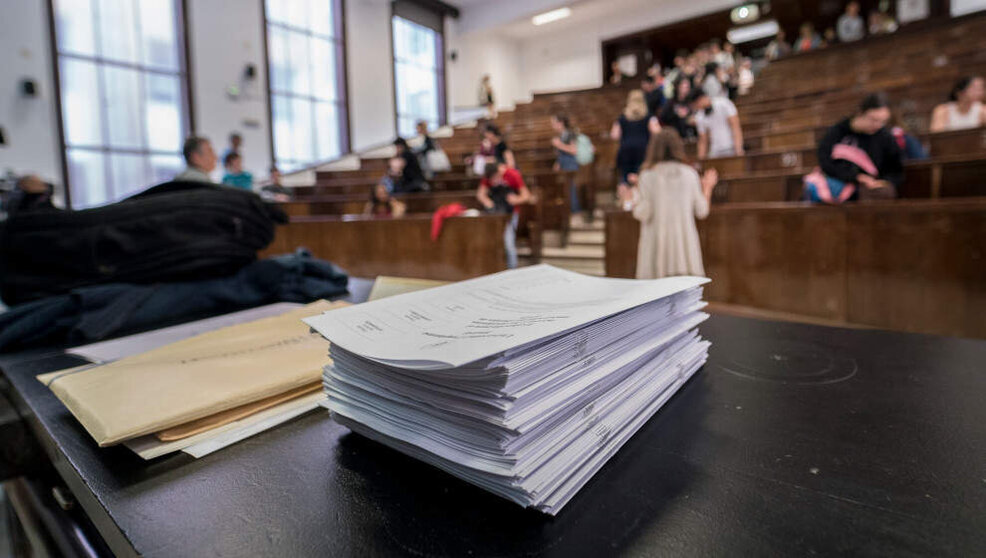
[
  {"left": 261, "top": 0, "right": 351, "bottom": 172},
  {"left": 389, "top": 10, "right": 447, "bottom": 138},
  {"left": 46, "top": 0, "right": 195, "bottom": 209}
]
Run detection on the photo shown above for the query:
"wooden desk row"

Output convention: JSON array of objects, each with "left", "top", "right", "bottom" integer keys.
[
  {"left": 260, "top": 213, "right": 509, "bottom": 281},
  {"left": 604, "top": 198, "right": 986, "bottom": 339}
]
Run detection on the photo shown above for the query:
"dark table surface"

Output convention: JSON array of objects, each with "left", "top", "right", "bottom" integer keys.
[{"left": 1, "top": 278, "right": 985, "bottom": 557}]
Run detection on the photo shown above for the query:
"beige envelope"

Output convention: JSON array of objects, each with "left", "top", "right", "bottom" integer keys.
[{"left": 38, "top": 300, "right": 346, "bottom": 447}]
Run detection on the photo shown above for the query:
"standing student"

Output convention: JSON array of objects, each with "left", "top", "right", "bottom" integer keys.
[
  {"left": 611, "top": 90, "right": 661, "bottom": 188},
  {"left": 477, "top": 164, "right": 532, "bottom": 269},
  {"left": 687, "top": 89, "right": 744, "bottom": 159},
  {"left": 478, "top": 75, "right": 496, "bottom": 117},
  {"left": 609, "top": 60, "right": 631, "bottom": 84},
  {"left": 701, "top": 62, "right": 727, "bottom": 100},
  {"left": 766, "top": 30, "right": 792, "bottom": 60},
  {"left": 737, "top": 58, "right": 755, "bottom": 96},
  {"left": 221, "top": 152, "right": 253, "bottom": 190},
  {"left": 641, "top": 77, "right": 665, "bottom": 117},
  {"left": 221, "top": 132, "right": 242, "bottom": 163},
  {"left": 659, "top": 78, "right": 697, "bottom": 140},
  {"left": 551, "top": 114, "right": 581, "bottom": 213},
  {"left": 175, "top": 136, "right": 217, "bottom": 183},
  {"left": 837, "top": 1, "right": 866, "bottom": 43},
  {"left": 930, "top": 76, "right": 986, "bottom": 132},
  {"left": 632, "top": 129, "right": 718, "bottom": 278},
  {"left": 810, "top": 93, "right": 904, "bottom": 202}
]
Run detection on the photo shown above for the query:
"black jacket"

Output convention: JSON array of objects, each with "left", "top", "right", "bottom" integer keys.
[{"left": 818, "top": 118, "right": 904, "bottom": 186}]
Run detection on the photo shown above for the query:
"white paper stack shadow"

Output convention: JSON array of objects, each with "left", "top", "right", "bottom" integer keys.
[{"left": 305, "top": 265, "right": 711, "bottom": 515}]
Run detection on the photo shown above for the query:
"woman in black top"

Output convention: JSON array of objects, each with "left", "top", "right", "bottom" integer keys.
[
  {"left": 659, "top": 78, "right": 697, "bottom": 140},
  {"left": 611, "top": 89, "right": 661, "bottom": 186},
  {"left": 392, "top": 137, "right": 428, "bottom": 193},
  {"left": 816, "top": 93, "right": 904, "bottom": 200},
  {"left": 483, "top": 124, "right": 515, "bottom": 168}
]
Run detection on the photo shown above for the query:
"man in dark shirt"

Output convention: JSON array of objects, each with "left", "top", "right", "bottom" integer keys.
[
  {"left": 641, "top": 77, "right": 665, "bottom": 117},
  {"left": 392, "top": 138, "right": 428, "bottom": 193},
  {"left": 817, "top": 93, "right": 904, "bottom": 199}
]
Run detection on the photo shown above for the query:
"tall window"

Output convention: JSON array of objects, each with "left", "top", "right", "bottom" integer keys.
[
  {"left": 392, "top": 16, "right": 444, "bottom": 137},
  {"left": 265, "top": 0, "right": 347, "bottom": 172},
  {"left": 51, "top": 0, "right": 189, "bottom": 209}
]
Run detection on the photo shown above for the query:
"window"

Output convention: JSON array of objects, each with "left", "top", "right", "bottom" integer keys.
[
  {"left": 51, "top": 0, "right": 189, "bottom": 208},
  {"left": 265, "top": 0, "right": 347, "bottom": 172},
  {"left": 392, "top": 16, "right": 444, "bottom": 138}
]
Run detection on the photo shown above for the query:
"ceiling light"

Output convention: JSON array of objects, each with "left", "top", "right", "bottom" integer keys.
[
  {"left": 727, "top": 19, "right": 778, "bottom": 44},
  {"left": 532, "top": 7, "right": 571, "bottom": 26}
]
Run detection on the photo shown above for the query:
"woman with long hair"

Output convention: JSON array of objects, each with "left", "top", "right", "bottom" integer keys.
[
  {"left": 632, "top": 129, "right": 717, "bottom": 278},
  {"left": 364, "top": 182, "right": 406, "bottom": 218},
  {"left": 930, "top": 76, "right": 986, "bottom": 132},
  {"left": 611, "top": 89, "right": 661, "bottom": 188}
]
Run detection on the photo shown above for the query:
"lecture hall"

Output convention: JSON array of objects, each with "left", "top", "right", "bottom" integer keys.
[{"left": 0, "top": 0, "right": 984, "bottom": 555}]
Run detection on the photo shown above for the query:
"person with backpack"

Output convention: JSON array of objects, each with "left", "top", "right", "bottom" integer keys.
[{"left": 551, "top": 114, "right": 582, "bottom": 214}]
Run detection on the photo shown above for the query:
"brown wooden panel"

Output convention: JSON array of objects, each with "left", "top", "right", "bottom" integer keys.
[
  {"left": 940, "top": 160, "right": 986, "bottom": 198},
  {"left": 699, "top": 205, "right": 848, "bottom": 321},
  {"left": 604, "top": 210, "right": 639, "bottom": 279},
  {"left": 714, "top": 176, "right": 789, "bottom": 203},
  {"left": 259, "top": 214, "right": 508, "bottom": 281},
  {"left": 927, "top": 127, "right": 986, "bottom": 157},
  {"left": 846, "top": 199, "right": 986, "bottom": 338}
]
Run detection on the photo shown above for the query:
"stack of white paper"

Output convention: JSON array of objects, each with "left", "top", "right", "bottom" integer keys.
[{"left": 304, "top": 265, "right": 710, "bottom": 515}]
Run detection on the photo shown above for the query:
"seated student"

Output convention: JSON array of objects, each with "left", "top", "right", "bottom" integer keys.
[
  {"left": 687, "top": 89, "right": 744, "bottom": 159},
  {"left": 632, "top": 129, "right": 718, "bottom": 279},
  {"left": 221, "top": 152, "right": 253, "bottom": 190},
  {"left": 477, "top": 163, "right": 531, "bottom": 270},
  {"left": 659, "top": 78, "right": 698, "bottom": 141},
  {"left": 868, "top": 9, "right": 898, "bottom": 35},
  {"left": 766, "top": 30, "right": 792, "bottom": 61},
  {"left": 795, "top": 22, "right": 822, "bottom": 52},
  {"left": 483, "top": 124, "right": 516, "bottom": 169},
  {"left": 930, "top": 76, "right": 986, "bottom": 132},
  {"left": 175, "top": 136, "right": 217, "bottom": 183},
  {"left": 837, "top": 1, "right": 865, "bottom": 43},
  {"left": 364, "top": 182, "right": 406, "bottom": 218},
  {"left": 259, "top": 165, "right": 291, "bottom": 202},
  {"left": 5, "top": 175, "right": 56, "bottom": 215},
  {"left": 392, "top": 138, "right": 428, "bottom": 193},
  {"left": 809, "top": 92, "right": 903, "bottom": 203}
]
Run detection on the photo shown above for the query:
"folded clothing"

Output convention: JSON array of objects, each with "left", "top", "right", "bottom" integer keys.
[{"left": 0, "top": 249, "right": 348, "bottom": 352}]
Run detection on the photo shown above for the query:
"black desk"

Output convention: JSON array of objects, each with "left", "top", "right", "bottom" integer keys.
[{"left": 2, "top": 287, "right": 985, "bottom": 556}]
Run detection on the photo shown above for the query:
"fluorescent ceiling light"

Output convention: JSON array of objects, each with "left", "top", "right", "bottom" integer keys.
[
  {"left": 532, "top": 7, "right": 571, "bottom": 26},
  {"left": 727, "top": 19, "right": 779, "bottom": 44}
]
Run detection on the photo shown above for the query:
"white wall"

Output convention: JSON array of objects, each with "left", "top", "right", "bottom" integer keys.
[
  {"left": 952, "top": 0, "right": 986, "bottom": 16},
  {"left": 0, "top": 1, "right": 62, "bottom": 194},
  {"left": 446, "top": 25, "right": 527, "bottom": 112},
  {"left": 346, "top": 0, "right": 397, "bottom": 151},
  {"left": 187, "top": 0, "right": 271, "bottom": 181}
]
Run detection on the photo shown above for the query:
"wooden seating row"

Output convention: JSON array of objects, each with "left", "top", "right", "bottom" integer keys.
[{"left": 604, "top": 198, "right": 986, "bottom": 339}]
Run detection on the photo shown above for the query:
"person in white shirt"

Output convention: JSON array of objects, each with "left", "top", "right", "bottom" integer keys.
[
  {"left": 930, "top": 76, "right": 986, "bottom": 132},
  {"left": 737, "top": 58, "right": 755, "bottom": 96},
  {"left": 837, "top": 1, "right": 866, "bottom": 43},
  {"left": 687, "top": 90, "right": 744, "bottom": 159},
  {"left": 175, "top": 137, "right": 217, "bottom": 183}
]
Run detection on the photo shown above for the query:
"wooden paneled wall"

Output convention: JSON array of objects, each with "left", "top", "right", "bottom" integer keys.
[
  {"left": 261, "top": 214, "right": 509, "bottom": 281},
  {"left": 605, "top": 199, "right": 986, "bottom": 339}
]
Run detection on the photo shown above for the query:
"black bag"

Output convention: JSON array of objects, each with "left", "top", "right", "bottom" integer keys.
[{"left": 0, "top": 182, "right": 287, "bottom": 305}]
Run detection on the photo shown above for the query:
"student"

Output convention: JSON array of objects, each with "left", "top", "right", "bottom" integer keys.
[
  {"left": 796, "top": 22, "right": 822, "bottom": 52},
  {"left": 688, "top": 89, "right": 744, "bottom": 159},
  {"left": 641, "top": 77, "right": 665, "bottom": 117},
  {"left": 221, "top": 132, "right": 242, "bottom": 163},
  {"left": 175, "top": 136, "right": 217, "bottom": 183},
  {"left": 868, "top": 10, "right": 898, "bottom": 35},
  {"left": 483, "top": 124, "right": 515, "bottom": 169},
  {"left": 737, "top": 58, "right": 755, "bottom": 96},
  {"left": 716, "top": 41, "right": 737, "bottom": 73},
  {"left": 701, "top": 62, "right": 727, "bottom": 99},
  {"left": 5, "top": 175, "right": 56, "bottom": 215},
  {"left": 478, "top": 75, "right": 496, "bottom": 117},
  {"left": 632, "top": 129, "right": 718, "bottom": 278},
  {"left": 930, "top": 76, "right": 986, "bottom": 132},
  {"left": 221, "top": 152, "right": 253, "bottom": 190},
  {"left": 477, "top": 164, "right": 532, "bottom": 269},
  {"left": 609, "top": 60, "right": 631, "bottom": 85},
  {"left": 837, "top": 1, "right": 866, "bottom": 43},
  {"left": 364, "top": 182, "right": 406, "bottom": 218},
  {"left": 663, "top": 50, "right": 690, "bottom": 98},
  {"left": 810, "top": 93, "right": 904, "bottom": 202},
  {"left": 766, "top": 30, "right": 792, "bottom": 60},
  {"left": 659, "top": 78, "right": 698, "bottom": 140},
  {"left": 551, "top": 114, "right": 581, "bottom": 213},
  {"left": 611, "top": 90, "right": 661, "bottom": 188},
  {"left": 259, "top": 165, "right": 291, "bottom": 202},
  {"left": 392, "top": 138, "right": 428, "bottom": 193}
]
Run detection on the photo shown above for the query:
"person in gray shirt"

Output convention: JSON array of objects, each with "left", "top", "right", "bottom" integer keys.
[
  {"left": 175, "top": 136, "right": 218, "bottom": 183},
  {"left": 837, "top": 1, "right": 866, "bottom": 43}
]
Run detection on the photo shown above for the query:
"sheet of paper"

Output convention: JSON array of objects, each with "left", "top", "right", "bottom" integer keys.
[
  {"left": 181, "top": 398, "right": 324, "bottom": 458},
  {"left": 305, "top": 264, "right": 708, "bottom": 370},
  {"left": 67, "top": 303, "right": 303, "bottom": 363},
  {"left": 39, "top": 300, "right": 347, "bottom": 446},
  {"left": 124, "top": 392, "right": 326, "bottom": 460}
]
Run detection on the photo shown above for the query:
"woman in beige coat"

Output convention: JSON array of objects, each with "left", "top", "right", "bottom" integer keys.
[{"left": 632, "top": 129, "right": 718, "bottom": 278}]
